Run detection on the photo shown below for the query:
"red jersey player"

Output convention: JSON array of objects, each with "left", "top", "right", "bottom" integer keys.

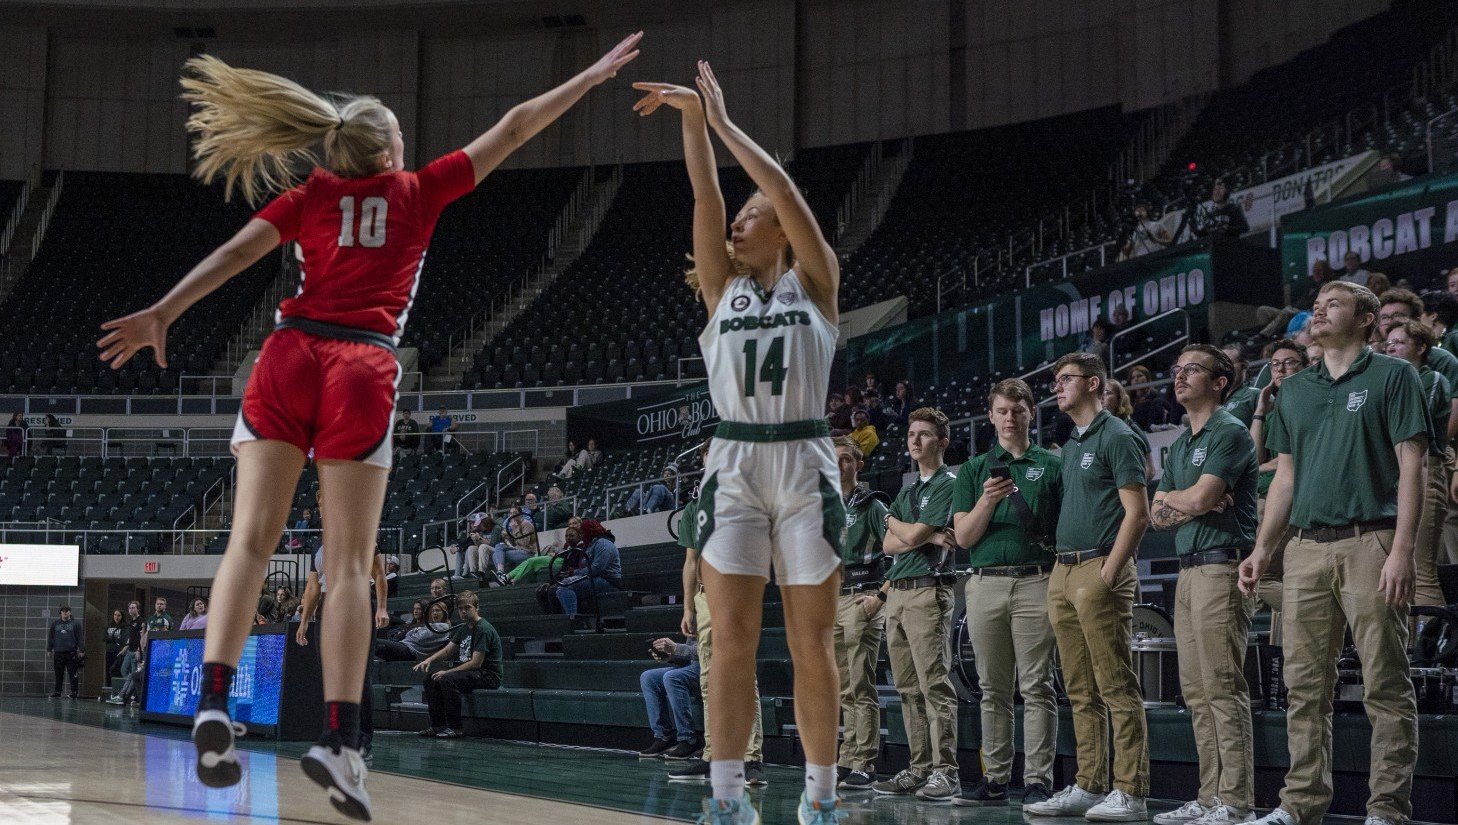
[{"left": 97, "top": 33, "right": 641, "bottom": 821}]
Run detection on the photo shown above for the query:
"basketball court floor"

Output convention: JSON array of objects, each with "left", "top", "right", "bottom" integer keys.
[{"left": 0, "top": 698, "right": 1388, "bottom": 824}]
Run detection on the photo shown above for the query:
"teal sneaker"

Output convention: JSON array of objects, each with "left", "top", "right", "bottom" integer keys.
[
  {"left": 696, "top": 798, "right": 760, "bottom": 825},
  {"left": 797, "top": 792, "right": 848, "bottom": 824}
]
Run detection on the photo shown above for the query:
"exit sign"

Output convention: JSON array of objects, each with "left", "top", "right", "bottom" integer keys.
[{"left": 143, "top": 561, "right": 159, "bottom": 574}]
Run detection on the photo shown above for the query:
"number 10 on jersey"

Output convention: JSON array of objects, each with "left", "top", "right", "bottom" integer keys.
[
  {"left": 338, "top": 196, "right": 388, "bottom": 248},
  {"left": 742, "top": 336, "right": 787, "bottom": 397}
]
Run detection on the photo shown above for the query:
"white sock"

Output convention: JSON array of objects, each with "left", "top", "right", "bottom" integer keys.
[
  {"left": 710, "top": 760, "right": 746, "bottom": 802},
  {"left": 805, "top": 762, "right": 836, "bottom": 802}
]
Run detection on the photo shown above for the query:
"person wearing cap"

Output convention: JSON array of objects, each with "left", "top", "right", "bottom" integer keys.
[
  {"left": 1150, "top": 345, "right": 1259, "bottom": 825},
  {"left": 949, "top": 378, "right": 1061, "bottom": 808},
  {"left": 47, "top": 605, "right": 84, "bottom": 699},
  {"left": 1240, "top": 281, "right": 1424, "bottom": 825}
]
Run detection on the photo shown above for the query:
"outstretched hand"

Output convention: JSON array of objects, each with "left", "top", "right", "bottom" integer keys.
[
  {"left": 695, "top": 60, "right": 730, "bottom": 129},
  {"left": 97, "top": 307, "right": 170, "bottom": 370},
  {"left": 586, "top": 31, "right": 644, "bottom": 85},
  {"left": 631, "top": 83, "right": 701, "bottom": 117}
]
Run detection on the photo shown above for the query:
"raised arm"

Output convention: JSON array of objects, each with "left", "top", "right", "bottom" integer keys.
[
  {"left": 695, "top": 61, "right": 839, "bottom": 321},
  {"left": 463, "top": 31, "right": 642, "bottom": 184},
  {"left": 632, "top": 82, "right": 732, "bottom": 312}
]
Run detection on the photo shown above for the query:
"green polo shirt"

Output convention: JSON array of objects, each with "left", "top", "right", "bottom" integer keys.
[
  {"left": 885, "top": 465, "right": 957, "bottom": 580},
  {"left": 1427, "top": 345, "right": 1458, "bottom": 401},
  {"left": 1266, "top": 347, "right": 1429, "bottom": 529},
  {"left": 1256, "top": 406, "right": 1282, "bottom": 497},
  {"left": 1157, "top": 408, "right": 1259, "bottom": 555},
  {"left": 1222, "top": 385, "right": 1260, "bottom": 427},
  {"left": 677, "top": 500, "right": 700, "bottom": 551},
  {"left": 1057, "top": 410, "right": 1147, "bottom": 551},
  {"left": 1253, "top": 364, "right": 1272, "bottom": 390},
  {"left": 1441, "top": 328, "right": 1458, "bottom": 355},
  {"left": 1419, "top": 366, "right": 1450, "bottom": 452},
  {"left": 951, "top": 443, "right": 1060, "bottom": 567},
  {"left": 841, "top": 486, "right": 890, "bottom": 567}
]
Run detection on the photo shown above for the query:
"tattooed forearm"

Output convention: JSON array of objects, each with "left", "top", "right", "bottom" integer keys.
[{"left": 1150, "top": 500, "right": 1195, "bottom": 531}]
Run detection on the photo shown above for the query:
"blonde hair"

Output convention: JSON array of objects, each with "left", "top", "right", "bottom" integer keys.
[
  {"left": 683, "top": 242, "right": 749, "bottom": 295},
  {"left": 181, "top": 55, "right": 394, "bottom": 204},
  {"left": 1104, "top": 379, "right": 1134, "bottom": 419}
]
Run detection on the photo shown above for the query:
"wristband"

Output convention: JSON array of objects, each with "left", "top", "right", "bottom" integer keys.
[
  {"left": 1252, "top": 413, "right": 1266, "bottom": 421},
  {"left": 874, "top": 590, "right": 887, "bottom": 602}
]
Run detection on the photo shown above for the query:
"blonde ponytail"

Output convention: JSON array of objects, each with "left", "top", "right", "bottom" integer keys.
[
  {"left": 684, "top": 242, "right": 749, "bottom": 296},
  {"left": 180, "top": 55, "right": 394, "bottom": 204}
]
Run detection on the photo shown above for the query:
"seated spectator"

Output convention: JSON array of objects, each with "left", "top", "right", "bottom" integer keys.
[
  {"left": 492, "top": 506, "right": 539, "bottom": 576},
  {"left": 377, "top": 601, "right": 452, "bottom": 662},
  {"left": 412, "top": 591, "right": 503, "bottom": 739},
  {"left": 862, "top": 388, "right": 886, "bottom": 430},
  {"left": 1190, "top": 178, "right": 1248, "bottom": 238},
  {"left": 5, "top": 412, "right": 26, "bottom": 458},
  {"left": 507, "top": 516, "right": 583, "bottom": 584},
  {"left": 384, "top": 554, "right": 400, "bottom": 596},
  {"left": 35, "top": 413, "right": 65, "bottom": 456},
  {"left": 178, "top": 597, "right": 208, "bottom": 630},
  {"left": 848, "top": 409, "right": 879, "bottom": 457},
  {"left": 393, "top": 409, "right": 421, "bottom": 455},
  {"left": 862, "top": 371, "right": 881, "bottom": 397},
  {"left": 449, "top": 513, "right": 495, "bottom": 579},
  {"left": 1421, "top": 289, "right": 1458, "bottom": 353},
  {"left": 637, "top": 636, "right": 702, "bottom": 759},
  {"left": 1366, "top": 272, "right": 1391, "bottom": 299},
  {"left": 1126, "top": 364, "right": 1171, "bottom": 430},
  {"left": 1111, "top": 304, "right": 1131, "bottom": 334},
  {"left": 1103, "top": 379, "right": 1157, "bottom": 480},
  {"left": 523, "top": 492, "right": 542, "bottom": 530},
  {"left": 1119, "top": 202, "right": 1172, "bottom": 259},
  {"left": 1337, "top": 250, "right": 1370, "bottom": 286},
  {"left": 887, "top": 381, "right": 914, "bottom": 428},
  {"left": 269, "top": 586, "right": 299, "bottom": 623},
  {"left": 1080, "top": 318, "right": 1113, "bottom": 359},
  {"left": 1364, "top": 152, "right": 1411, "bottom": 190},
  {"left": 555, "top": 519, "right": 623, "bottom": 621},
  {"left": 426, "top": 407, "right": 458, "bottom": 453},
  {"left": 554, "top": 440, "right": 581, "bottom": 476},
  {"left": 543, "top": 486, "right": 573, "bottom": 530},
  {"left": 825, "top": 392, "right": 852, "bottom": 432},
  {"left": 624, "top": 468, "right": 677, "bottom": 515},
  {"left": 287, "top": 508, "right": 317, "bottom": 551}
]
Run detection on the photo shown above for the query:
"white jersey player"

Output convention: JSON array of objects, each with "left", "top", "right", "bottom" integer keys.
[{"left": 633, "top": 62, "right": 845, "bottom": 825}]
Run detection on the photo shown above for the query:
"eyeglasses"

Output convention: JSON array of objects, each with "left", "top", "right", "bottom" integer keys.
[
  {"left": 1170, "top": 363, "right": 1216, "bottom": 379},
  {"left": 1377, "top": 312, "right": 1411, "bottom": 323},
  {"left": 1270, "top": 358, "right": 1305, "bottom": 370},
  {"left": 1049, "top": 374, "right": 1090, "bottom": 389}
]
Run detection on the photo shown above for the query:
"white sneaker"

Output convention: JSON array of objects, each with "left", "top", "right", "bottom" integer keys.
[
  {"left": 301, "top": 744, "right": 372, "bottom": 822},
  {"left": 1249, "top": 809, "right": 1297, "bottom": 825},
  {"left": 1154, "top": 799, "right": 1216, "bottom": 825},
  {"left": 1086, "top": 790, "right": 1148, "bottom": 822},
  {"left": 1364, "top": 817, "right": 1402, "bottom": 825},
  {"left": 192, "top": 709, "right": 246, "bottom": 788},
  {"left": 1024, "top": 785, "right": 1105, "bottom": 816},
  {"left": 1191, "top": 806, "right": 1256, "bottom": 825}
]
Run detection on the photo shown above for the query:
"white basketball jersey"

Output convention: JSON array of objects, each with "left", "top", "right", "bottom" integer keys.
[{"left": 698, "top": 271, "right": 838, "bottom": 424}]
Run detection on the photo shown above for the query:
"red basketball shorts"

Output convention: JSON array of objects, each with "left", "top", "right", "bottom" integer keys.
[{"left": 230, "top": 327, "right": 399, "bottom": 468}]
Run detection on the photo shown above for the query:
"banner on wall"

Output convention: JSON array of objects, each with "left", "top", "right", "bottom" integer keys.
[
  {"left": 566, "top": 382, "right": 719, "bottom": 449},
  {"left": 1232, "top": 150, "right": 1377, "bottom": 233},
  {"left": 847, "top": 238, "right": 1278, "bottom": 392},
  {"left": 1282, "top": 170, "right": 1458, "bottom": 299}
]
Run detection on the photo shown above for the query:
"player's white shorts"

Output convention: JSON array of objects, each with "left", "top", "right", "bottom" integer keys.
[{"left": 697, "top": 432, "right": 845, "bottom": 586}]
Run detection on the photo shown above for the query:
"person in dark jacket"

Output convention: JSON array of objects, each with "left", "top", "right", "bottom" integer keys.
[
  {"left": 555, "top": 519, "right": 623, "bottom": 619},
  {"left": 47, "top": 605, "right": 84, "bottom": 698}
]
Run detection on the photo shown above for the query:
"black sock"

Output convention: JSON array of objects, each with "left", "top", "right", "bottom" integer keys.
[
  {"left": 318, "top": 701, "right": 360, "bottom": 752},
  {"left": 199, "top": 662, "right": 235, "bottom": 713}
]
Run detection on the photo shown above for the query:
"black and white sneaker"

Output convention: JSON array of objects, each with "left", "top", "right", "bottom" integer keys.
[
  {"left": 193, "top": 709, "right": 246, "bottom": 788},
  {"left": 839, "top": 770, "right": 875, "bottom": 790},
  {"left": 744, "top": 761, "right": 767, "bottom": 787},
  {"left": 667, "top": 758, "right": 711, "bottom": 782},
  {"left": 301, "top": 744, "right": 372, "bottom": 822}
]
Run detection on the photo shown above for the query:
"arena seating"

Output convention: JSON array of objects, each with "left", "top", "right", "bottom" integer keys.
[
  {"left": 531, "top": 442, "right": 704, "bottom": 522},
  {"left": 0, "top": 172, "right": 277, "bottom": 394}
]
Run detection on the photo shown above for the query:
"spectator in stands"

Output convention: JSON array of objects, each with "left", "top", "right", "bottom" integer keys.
[
  {"left": 523, "top": 492, "right": 542, "bottom": 529},
  {"left": 625, "top": 467, "right": 677, "bottom": 515},
  {"left": 36, "top": 413, "right": 65, "bottom": 456},
  {"left": 1448, "top": 267, "right": 1458, "bottom": 299},
  {"left": 492, "top": 506, "right": 539, "bottom": 575},
  {"left": 377, "top": 601, "right": 451, "bottom": 662},
  {"left": 848, "top": 409, "right": 879, "bottom": 457},
  {"left": 826, "top": 392, "right": 852, "bottom": 432},
  {"left": 1420, "top": 290, "right": 1458, "bottom": 353},
  {"left": 1110, "top": 304, "right": 1131, "bottom": 335},
  {"left": 105, "top": 608, "right": 127, "bottom": 677},
  {"left": 412, "top": 591, "right": 503, "bottom": 739},
  {"left": 555, "top": 519, "right": 622, "bottom": 621},
  {"left": 179, "top": 597, "right": 208, "bottom": 630},
  {"left": 1125, "top": 365, "right": 1171, "bottom": 431},
  {"left": 1365, "top": 153, "right": 1411, "bottom": 190},
  {"left": 1120, "top": 203, "right": 1171, "bottom": 260},
  {"left": 290, "top": 508, "right": 316, "bottom": 551},
  {"left": 1079, "top": 319, "right": 1113, "bottom": 360},
  {"left": 1191, "top": 178, "right": 1249, "bottom": 239},
  {"left": 1366, "top": 273, "right": 1391, "bottom": 302},
  {"left": 558, "top": 438, "right": 602, "bottom": 479},
  {"left": 5, "top": 412, "right": 26, "bottom": 458},
  {"left": 1221, "top": 345, "right": 1260, "bottom": 426},
  {"left": 393, "top": 409, "right": 421, "bottom": 455},
  {"left": 47, "top": 605, "right": 83, "bottom": 699},
  {"left": 270, "top": 586, "right": 299, "bottom": 623},
  {"left": 1337, "top": 251, "right": 1370, "bottom": 286},
  {"left": 456, "top": 514, "right": 499, "bottom": 579},
  {"left": 147, "top": 597, "right": 173, "bottom": 632},
  {"left": 1103, "top": 380, "right": 1156, "bottom": 480},
  {"left": 426, "top": 407, "right": 458, "bottom": 453},
  {"left": 108, "top": 600, "right": 145, "bottom": 705},
  {"left": 888, "top": 381, "right": 915, "bottom": 428},
  {"left": 1379, "top": 289, "right": 1458, "bottom": 443},
  {"left": 555, "top": 440, "right": 580, "bottom": 475},
  {"left": 637, "top": 636, "right": 702, "bottom": 759},
  {"left": 544, "top": 485, "right": 573, "bottom": 530},
  {"left": 844, "top": 386, "right": 867, "bottom": 416}
]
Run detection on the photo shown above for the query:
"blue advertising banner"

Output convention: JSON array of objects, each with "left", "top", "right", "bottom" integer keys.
[{"left": 145, "top": 633, "right": 287, "bottom": 724}]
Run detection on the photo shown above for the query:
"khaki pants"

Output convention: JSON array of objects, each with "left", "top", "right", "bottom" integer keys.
[
  {"left": 695, "top": 589, "right": 763, "bottom": 762},
  {"left": 1047, "top": 557, "right": 1150, "bottom": 796},
  {"left": 833, "top": 592, "right": 885, "bottom": 772},
  {"left": 884, "top": 583, "right": 958, "bottom": 775},
  {"left": 1279, "top": 531, "right": 1416, "bottom": 825},
  {"left": 1174, "top": 562, "right": 1254, "bottom": 810},
  {"left": 1415, "top": 458, "right": 1449, "bottom": 607},
  {"left": 964, "top": 571, "right": 1058, "bottom": 788}
]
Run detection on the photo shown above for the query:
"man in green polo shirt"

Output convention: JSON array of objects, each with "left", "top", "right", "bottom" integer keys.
[
  {"left": 1220, "top": 345, "right": 1259, "bottom": 426},
  {"left": 1150, "top": 344, "right": 1259, "bottom": 825},
  {"left": 871, "top": 407, "right": 960, "bottom": 802},
  {"left": 829, "top": 436, "right": 890, "bottom": 790},
  {"left": 949, "top": 378, "right": 1060, "bottom": 809},
  {"left": 1241, "top": 281, "right": 1424, "bottom": 825},
  {"left": 1024, "top": 351, "right": 1150, "bottom": 822}
]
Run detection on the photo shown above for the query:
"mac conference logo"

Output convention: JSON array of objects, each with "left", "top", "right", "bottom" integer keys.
[
  {"left": 777, "top": 290, "right": 796, "bottom": 305},
  {"left": 1347, "top": 390, "right": 1368, "bottom": 412},
  {"left": 731, "top": 295, "right": 751, "bottom": 312},
  {"left": 1080, "top": 452, "right": 1094, "bottom": 470},
  {"left": 1025, "top": 467, "right": 1044, "bottom": 481},
  {"left": 1192, "top": 447, "right": 1207, "bottom": 466}
]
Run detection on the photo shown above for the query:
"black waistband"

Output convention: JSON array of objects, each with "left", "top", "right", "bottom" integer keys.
[
  {"left": 1300, "top": 518, "right": 1397, "bottom": 544},
  {"left": 888, "top": 574, "right": 956, "bottom": 591},
  {"left": 276, "top": 316, "right": 397, "bottom": 352},
  {"left": 1055, "top": 547, "right": 1113, "bottom": 565},
  {"left": 1178, "top": 548, "right": 1247, "bottom": 569},
  {"left": 969, "top": 563, "right": 1053, "bottom": 578}
]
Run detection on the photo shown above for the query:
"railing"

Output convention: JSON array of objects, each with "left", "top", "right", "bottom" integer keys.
[
  {"left": 601, "top": 469, "right": 703, "bottom": 520},
  {"left": 835, "top": 141, "right": 884, "bottom": 244},
  {"left": 0, "top": 177, "right": 34, "bottom": 260},
  {"left": 29, "top": 170, "right": 63, "bottom": 264},
  {"left": 178, "top": 374, "right": 234, "bottom": 396},
  {"left": 1107, "top": 308, "right": 1191, "bottom": 375},
  {"left": 676, "top": 356, "right": 706, "bottom": 385},
  {"left": 495, "top": 454, "right": 528, "bottom": 505},
  {"left": 1024, "top": 239, "right": 1117, "bottom": 288},
  {"left": 1428, "top": 106, "right": 1458, "bottom": 174},
  {"left": 0, "top": 524, "right": 411, "bottom": 556}
]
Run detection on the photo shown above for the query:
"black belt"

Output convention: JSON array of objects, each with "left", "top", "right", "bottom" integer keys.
[
  {"left": 970, "top": 564, "right": 1052, "bottom": 578},
  {"left": 1055, "top": 547, "right": 1112, "bottom": 565},
  {"left": 1300, "top": 518, "right": 1397, "bottom": 544},
  {"left": 1178, "top": 548, "right": 1247, "bottom": 569},
  {"left": 276, "top": 316, "right": 398, "bottom": 352},
  {"left": 888, "top": 575, "right": 956, "bottom": 591},
  {"left": 840, "top": 584, "right": 882, "bottom": 595}
]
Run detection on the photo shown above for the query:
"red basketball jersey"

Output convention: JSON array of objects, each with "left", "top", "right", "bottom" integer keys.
[{"left": 253, "top": 150, "right": 475, "bottom": 343}]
